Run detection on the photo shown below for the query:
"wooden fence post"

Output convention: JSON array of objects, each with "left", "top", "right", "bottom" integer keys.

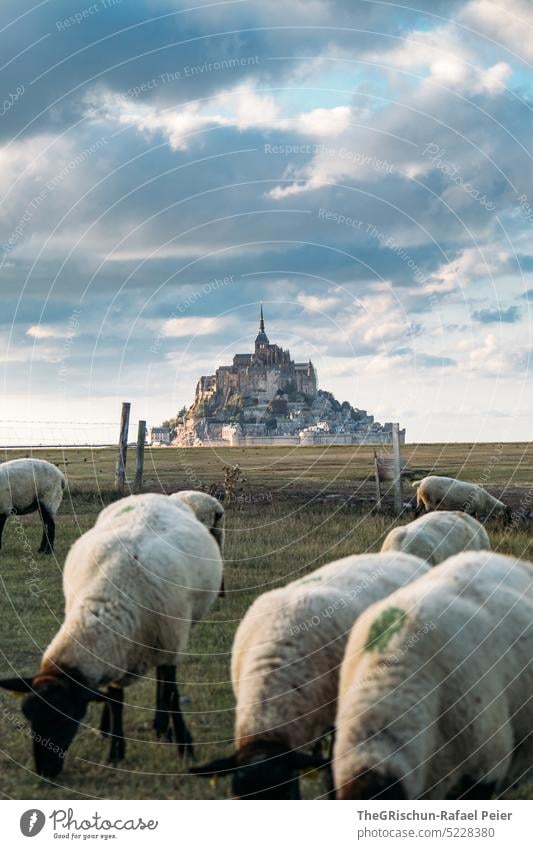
[
  {"left": 373, "top": 451, "right": 383, "bottom": 511},
  {"left": 134, "top": 420, "right": 146, "bottom": 493},
  {"left": 115, "top": 402, "right": 131, "bottom": 494},
  {"left": 392, "top": 422, "right": 403, "bottom": 515}
]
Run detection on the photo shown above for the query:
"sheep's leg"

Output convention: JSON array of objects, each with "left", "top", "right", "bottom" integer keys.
[
  {"left": 311, "top": 727, "right": 336, "bottom": 799},
  {"left": 323, "top": 727, "right": 336, "bottom": 800},
  {"left": 414, "top": 490, "right": 425, "bottom": 517},
  {"left": 159, "top": 664, "right": 194, "bottom": 758},
  {"left": 99, "top": 702, "right": 111, "bottom": 737},
  {"left": 169, "top": 685, "right": 194, "bottom": 758},
  {"left": 37, "top": 502, "right": 55, "bottom": 554},
  {"left": 0, "top": 514, "right": 7, "bottom": 549},
  {"left": 153, "top": 666, "right": 172, "bottom": 741},
  {"left": 106, "top": 686, "right": 126, "bottom": 764}
]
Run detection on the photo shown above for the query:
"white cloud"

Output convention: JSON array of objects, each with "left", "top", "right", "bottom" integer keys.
[
  {"left": 460, "top": 0, "right": 533, "bottom": 63},
  {"left": 214, "top": 85, "right": 280, "bottom": 130},
  {"left": 162, "top": 315, "right": 233, "bottom": 337},
  {"left": 457, "top": 331, "right": 532, "bottom": 377},
  {"left": 480, "top": 62, "right": 513, "bottom": 94},
  {"left": 266, "top": 16, "right": 515, "bottom": 201},
  {"left": 362, "top": 26, "right": 512, "bottom": 95},
  {"left": 294, "top": 106, "right": 352, "bottom": 137},
  {"left": 26, "top": 324, "right": 64, "bottom": 339},
  {"left": 296, "top": 291, "right": 342, "bottom": 312},
  {"left": 344, "top": 294, "right": 413, "bottom": 347},
  {"left": 425, "top": 248, "right": 511, "bottom": 293},
  {"left": 101, "top": 86, "right": 355, "bottom": 151}
]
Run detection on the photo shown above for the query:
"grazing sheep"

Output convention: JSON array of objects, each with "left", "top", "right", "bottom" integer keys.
[
  {"left": 0, "top": 493, "right": 223, "bottom": 778},
  {"left": 381, "top": 511, "right": 490, "bottom": 566},
  {"left": 412, "top": 475, "right": 507, "bottom": 519},
  {"left": 191, "top": 551, "right": 430, "bottom": 799},
  {"left": 0, "top": 458, "right": 65, "bottom": 554},
  {"left": 334, "top": 551, "right": 533, "bottom": 800}
]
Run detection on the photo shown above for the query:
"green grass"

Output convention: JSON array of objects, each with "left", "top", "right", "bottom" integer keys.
[
  {"left": 0, "top": 443, "right": 532, "bottom": 799},
  {"left": 3, "top": 441, "right": 533, "bottom": 497}
]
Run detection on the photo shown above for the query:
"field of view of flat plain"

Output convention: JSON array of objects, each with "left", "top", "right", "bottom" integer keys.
[{"left": 0, "top": 443, "right": 532, "bottom": 799}]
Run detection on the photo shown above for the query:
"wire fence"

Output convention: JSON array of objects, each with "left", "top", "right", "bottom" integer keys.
[{"left": 0, "top": 419, "right": 137, "bottom": 448}]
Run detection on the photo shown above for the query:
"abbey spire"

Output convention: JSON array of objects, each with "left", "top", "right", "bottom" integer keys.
[{"left": 255, "top": 302, "right": 269, "bottom": 348}]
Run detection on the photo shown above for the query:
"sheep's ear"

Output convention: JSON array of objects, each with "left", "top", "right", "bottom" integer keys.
[
  {"left": 0, "top": 676, "right": 35, "bottom": 693},
  {"left": 190, "top": 754, "right": 238, "bottom": 777},
  {"left": 211, "top": 512, "right": 225, "bottom": 552}
]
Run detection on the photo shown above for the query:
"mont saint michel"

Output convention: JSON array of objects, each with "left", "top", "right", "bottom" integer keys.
[{"left": 165, "top": 308, "right": 404, "bottom": 448}]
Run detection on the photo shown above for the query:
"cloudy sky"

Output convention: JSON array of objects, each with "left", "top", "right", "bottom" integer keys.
[{"left": 1, "top": 0, "right": 532, "bottom": 443}]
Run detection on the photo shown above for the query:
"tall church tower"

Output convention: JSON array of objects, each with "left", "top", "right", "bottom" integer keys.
[{"left": 255, "top": 303, "right": 270, "bottom": 353}]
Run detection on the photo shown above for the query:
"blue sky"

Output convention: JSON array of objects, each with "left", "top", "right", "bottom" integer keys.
[{"left": 1, "top": 0, "right": 532, "bottom": 443}]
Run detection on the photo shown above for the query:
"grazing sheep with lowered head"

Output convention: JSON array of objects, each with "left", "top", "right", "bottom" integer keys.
[
  {"left": 0, "top": 492, "right": 224, "bottom": 778},
  {"left": 334, "top": 550, "right": 533, "bottom": 799},
  {"left": 412, "top": 475, "right": 507, "bottom": 520},
  {"left": 191, "top": 551, "right": 430, "bottom": 799}
]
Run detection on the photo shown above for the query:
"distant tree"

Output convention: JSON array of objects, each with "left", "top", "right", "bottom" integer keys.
[
  {"left": 162, "top": 418, "right": 178, "bottom": 439},
  {"left": 281, "top": 380, "right": 297, "bottom": 399}
]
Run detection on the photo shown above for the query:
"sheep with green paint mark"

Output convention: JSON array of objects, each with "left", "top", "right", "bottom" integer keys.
[
  {"left": 334, "top": 550, "right": 533, "bottom": 799},
  {"left": 191, "top": 551, "right": 430, "bottom": 799}
]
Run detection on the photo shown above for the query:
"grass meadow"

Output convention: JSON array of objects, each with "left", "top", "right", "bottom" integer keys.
[
  {"left": 2, "top": 441, "right": 533, "bottom": 495},
  {"left": 0, "top": 443, "right": 532, "bottom": 799}
]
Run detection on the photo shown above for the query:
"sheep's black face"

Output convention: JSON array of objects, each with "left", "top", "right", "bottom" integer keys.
[
  {"left": 190, "top": 741, "right": 328, "bottom": 800},
  {"left": 0, "top": 670, "right": 107, "bottom": 779},
  {"left": 22, "top": 682, "right": 89, "bottom": 778},
  {"left": 231, "top": 754, "right": 301, "bottom": 799}
]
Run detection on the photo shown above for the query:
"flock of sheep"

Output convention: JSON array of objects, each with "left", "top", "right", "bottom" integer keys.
[{"left": 0, "top": 456, "right": 531, "bottom": 800}]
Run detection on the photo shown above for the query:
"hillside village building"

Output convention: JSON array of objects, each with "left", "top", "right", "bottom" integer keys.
[
  {"left": 149, "top": 426, "right": 171, "bottom": 446},
  {"left": 172, "top": 308, "right": 405, "bottom": 447}
]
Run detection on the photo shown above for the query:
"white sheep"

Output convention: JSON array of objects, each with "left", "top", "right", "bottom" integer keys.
[
  {"left": 334, "top": 550, "right": 533, "bottom": 800},
  {"left": 381, "top": 510, "right": 490, "bottom": 565},
  {"left": 191, "top": 551, "right": 430, "bottom": 798},
  {"left": 0, "top": 492, "right": 223, "bottom": 778},
  {"left": 412, "top": 475, "right": 507, "bottom": 519},
  {"left": 0, "top": 458, "right": 65, "bottom": 554}
]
